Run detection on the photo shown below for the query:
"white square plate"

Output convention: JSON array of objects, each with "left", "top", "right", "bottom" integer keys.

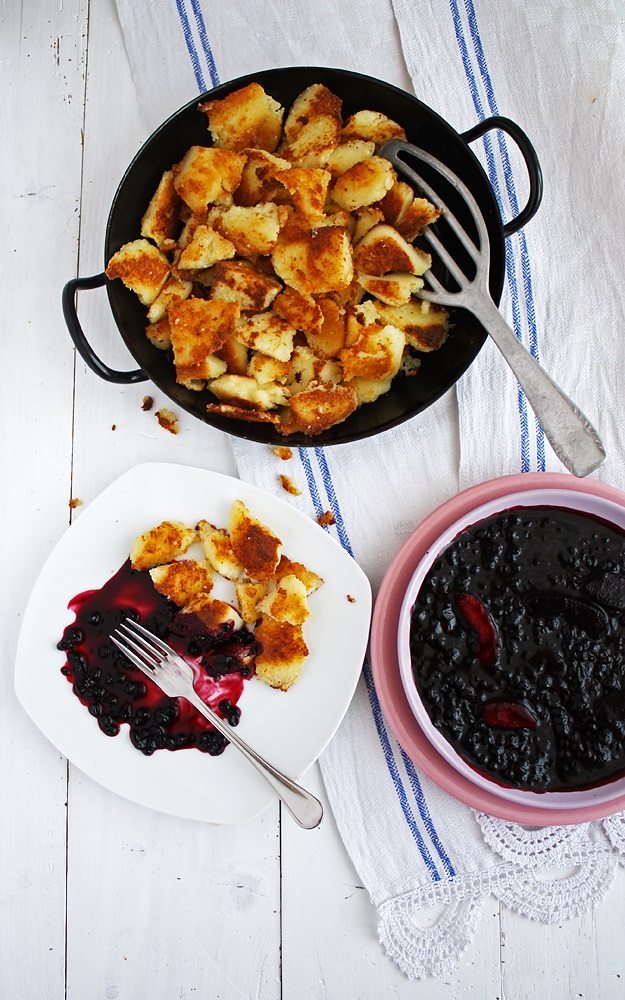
[{"left": 15, "top": 463, "right": 371, "bottom": 823}]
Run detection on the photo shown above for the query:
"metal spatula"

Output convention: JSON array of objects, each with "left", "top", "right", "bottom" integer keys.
[{"left": 379, "top": 139, "right": 606, "bottom": 478}]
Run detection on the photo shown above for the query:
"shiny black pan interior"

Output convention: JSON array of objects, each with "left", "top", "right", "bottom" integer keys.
[{"left": 104, "top": 66, "right": 505, "bottom": 446}]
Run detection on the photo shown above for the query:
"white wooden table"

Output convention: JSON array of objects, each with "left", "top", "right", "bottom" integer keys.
[{"left": 4, "top": 2, "right": 625, "bottom": 996}]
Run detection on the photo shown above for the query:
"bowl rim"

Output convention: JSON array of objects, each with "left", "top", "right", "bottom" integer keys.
[
  {"left": 101, "top": 65, "right": 506, "bottom": 447},
  {"left": 397, "top": 485, "right": 625, "bottom": 809}
]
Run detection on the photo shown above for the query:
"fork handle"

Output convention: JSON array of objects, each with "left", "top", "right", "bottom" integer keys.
[
  {"left": 472, "top": 296, "right": 606, "bottom": 477},
  {"left": 185, "top": 689, "right": 323, "bottom": 829}
]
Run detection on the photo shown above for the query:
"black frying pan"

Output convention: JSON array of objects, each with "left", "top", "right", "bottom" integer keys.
[{"left": 62, "top": 66, "right": 542, "bottom": 447}]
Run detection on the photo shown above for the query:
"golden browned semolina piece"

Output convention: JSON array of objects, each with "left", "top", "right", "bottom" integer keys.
[
  {"left": 248, "top": 352, "right": 291, "bottom": 385},
  {"left": 284, "top": 344, "right": 341, "bottom": 395},
  {"left": 274, "top": 555, "right": 323, "bottom": 594},
  {"left": 275, "top": 167, "right": 332, "bottom": 220},
  {"left": 352, "top": 206, "right": 385, "bottom": 243},
  {"left": 130, "top": 521, "right": 197, "bottom": 572},
  {"left": 234, "top": 578, "right": 270, "bottom": 624},
  {"left": 106, "top": 239, "right": 170, "bottom": 306},
  {"left": 257, "top": 574, "right": 310, "bottom": 625},
  {"left": 374, "top": 299, "right": 450, "bottom": 352},
  {"left": 146, "top": 315, "right": 172, "bottom": 351},
  {"left": 331, "top": 157, "right": 395, "bottom": 212},
  {"left": 228, "top": 499, "right": 282, "bottom": 580},
  {"left": 199, "top": 83, "right": 284, "bottom": 153},
  {"left": 254, "top": 616, "right": 309, "bottom": 690},
  {"left": 173, "top": 146, "right": 246, "bottom": 213},
  {"left": 283, "top": 83, "right": 343, "bottom": 143},
  {"left": 210, "top": 259, "right": 282, "bottom": 312},
  {"left": 167, "top": 297, "right": 239, "bottom": 386},
  {"left": 149, "top": 559, "right": 213, "bottom": 606},
  {"left": 341, "top": 109, "right": 406, "bottom": 145},
  {"left": 396, "top": 197, "right": 442, "bottom": 242},
  {"left": 147, "top": 277, "right": 193, "bottom": 324},
  {"left": 176, "top": 225, "right": 236, "bottom": 271},
  {"left": 353, "top": 224, "right": 431, "bottom": 276},
  {"left": 209, "top": 373, "right": 290, "bottom": 411},
  {"left": 174, "top": 592, "right": 244, "bottom": 633},
  {"left": 304, "top": 297, "right": 347, "bottom": 358},
  {"left": 375, "top": 181, "right": 415, "bottom": 227},
  {"left": 235, "top": 311, "right": 296, "bottom": 363},
  {"left": 214, "top": 203, "right": 281, "bottom": 257},
  {"left": 205, "top": 402, "right": 282, "bottom": 426},
  {"left": 272, "top": 223, "right": 353, "bottom": 296},
  {"left": 140, "top": 170, "right": 182, "bottom": 249},
  {"left": 279, "top": 474, "right": 301, "bottom": 497},
  {"left": 235, "top": 148, "right": 292, "bottom": 206},
  {"left": 155, "top": 408, "right": 179, "bottom": 434},
  {"left": 281, "top": 114, "right": 341, "bottom": 169},
  {"left": 356, "top": 272, "right": 423, "bottom": 307},
  {"left": 288, "top": 382, "right": 358, "bottom": 435},
  {"left": 196, "top": 519, "right": 244, "bottom": 580},
  {"left": 339, "top": 318, "right": 405, "bottom": 382},
  {"left": 215, "top": 331, "right": 250, "bottom": 375},
  {"left": 272, "top": 286, "right": 323, "bottom": 338},
  {"left": 326, "top": 140, "right": 375, "bottom": 179}
]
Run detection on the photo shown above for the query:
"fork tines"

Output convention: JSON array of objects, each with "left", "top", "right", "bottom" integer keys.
[{"left": 110, "top": 619, "right": 165, "bottom": 677}]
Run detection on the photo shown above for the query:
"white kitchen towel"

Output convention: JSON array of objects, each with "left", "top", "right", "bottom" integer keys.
[{"left": 114, "top": 0, "right": 625, "bottom": 978}]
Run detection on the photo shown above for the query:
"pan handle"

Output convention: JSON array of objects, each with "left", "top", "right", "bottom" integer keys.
[
  {"left": 460, "top": 116, "right": 543, "bottom": 238},
  {"left": 62, "top": 273, "right": 148, "bottom": 384}
]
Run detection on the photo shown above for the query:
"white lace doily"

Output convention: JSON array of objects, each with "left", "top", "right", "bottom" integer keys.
[{"left": 375, "top": 811, "right": 624, "bottom": 980}]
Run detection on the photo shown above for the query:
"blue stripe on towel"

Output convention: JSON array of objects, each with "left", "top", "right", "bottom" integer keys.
[
  {"left": 448, "top": 0, "right": 545, "bottom": 471},
  {"left": 401, "top": 750, "right": 456, "bottom": 878},
  {"left": 297, "top": 448, "right": 326, "bottom": 519},
  {"left": 361, "top": 654, "right": 441, "bottom": 880},
  {"left": 174, "top": 0, "right": 206, "bottom": 91},
  {"left": 463, "top": 0, "right": 546, "bottom": 470},
  {"left": 188, "top": 0, "right": 220, "bottom": 87},
  {"left": 312, "top": 447, "right": 456, "bottom": 880}
]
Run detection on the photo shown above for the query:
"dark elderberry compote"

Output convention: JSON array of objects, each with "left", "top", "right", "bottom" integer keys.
[
  {"left": 410, "top": 506, "right": 625, "bottom": 791},
  {"left": 57, "top": 559, "right": 259, "bottom": 756}
]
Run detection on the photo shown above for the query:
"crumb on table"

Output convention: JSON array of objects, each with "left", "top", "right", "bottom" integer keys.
[
  {"left": 111, "top": 424, "right": 116, "bottom": 431},
  {"left": 347, "top": 594, "right": 356, "bottom": 603},
  {"left": 272, "top": 446, "right": 293, "bottom": 461},
  {"left": 142, "top": 395, "right": 154, "bottom": 411},
  {"left": 317, "top": 510, "right": 335, "bottom": 527},
  {"left": 69, "top": 498, "right": 82, "bottom": 509},
  {"left": 279, "top": 474, "right": 301, "bottom": 496},
  {"left": 155, "top": 408, "right": 179, "bottom": 434}
]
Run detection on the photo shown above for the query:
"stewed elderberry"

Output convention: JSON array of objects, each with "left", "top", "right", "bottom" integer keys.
[
  {"left": 410, "top": 506, "right": 625, "bottom": 791},
  {"left": 218, "top": 699, "right": 241, "bottom": 727},
  {"left": 197, "top": 730, "right": 229, "bottom": 755},
  {"left": 57, "top": 627, "right": 85, "bottom": 651}
]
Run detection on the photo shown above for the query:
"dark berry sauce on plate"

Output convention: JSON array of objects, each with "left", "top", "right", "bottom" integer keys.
[
  {"left": 410, "top": 506, "right": 625, "bottom": 791},
  {"left": 57, "top": 559, "right": 258, "bottom": 755}
]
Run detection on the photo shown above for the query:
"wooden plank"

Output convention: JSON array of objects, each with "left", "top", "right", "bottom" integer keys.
[
  {"left": 65, "top": 771, "right": 281, "bottom": 999},
  {"left": 500, "top": 872, "right": 625, "bottom": 1000},
  {"left": 0, "top": 0, "right": 89, "bottom": 995},
  {"left": 63, "top": 3, "right": 280, "bottom": 997}
]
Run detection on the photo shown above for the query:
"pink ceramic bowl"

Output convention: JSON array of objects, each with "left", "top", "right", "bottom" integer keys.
[{"left": 397, "top": 484, "right": 625, "bottom": 812}]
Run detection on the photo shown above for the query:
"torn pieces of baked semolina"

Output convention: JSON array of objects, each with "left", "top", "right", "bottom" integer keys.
[
  {"left": 106, "top": 81, "right": 450, "bottom": 435},
  {"left": 129, "top": 498, "right": 324, "bottom": 692}
]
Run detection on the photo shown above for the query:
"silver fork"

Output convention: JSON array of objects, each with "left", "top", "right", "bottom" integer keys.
[
  {"left": 110, "top": 618, "right": 323, "bottom": 829},
  {"left": 379, "top": 138, "right": 606, "bottom": 479}
]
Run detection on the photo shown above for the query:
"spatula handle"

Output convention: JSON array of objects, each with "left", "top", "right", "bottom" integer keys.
[{"left": 473, "top": 297, "right": 606, "bottom": 478}]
